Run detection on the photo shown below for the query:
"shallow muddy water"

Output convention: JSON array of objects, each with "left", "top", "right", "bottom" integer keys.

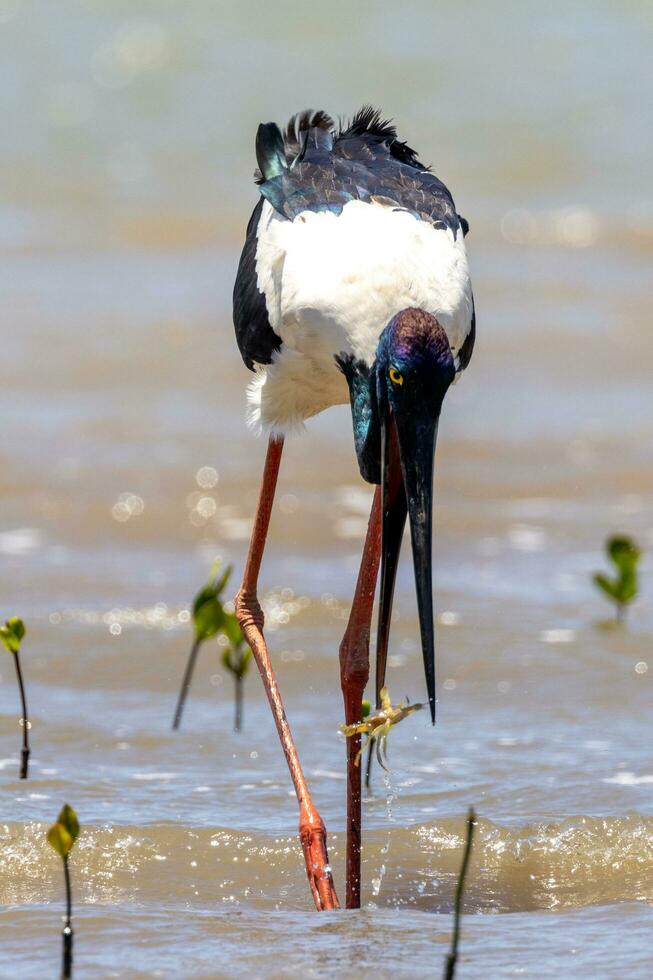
[{"left": 1, "top": 1, "right": 653, "bottom": 977}]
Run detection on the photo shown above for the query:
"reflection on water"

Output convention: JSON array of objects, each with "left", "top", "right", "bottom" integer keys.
[{"left": 1, "top": 0, "right": 653, "bottom": 976}]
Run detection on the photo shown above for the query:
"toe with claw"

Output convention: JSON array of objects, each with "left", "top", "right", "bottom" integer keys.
[{"left": 300, "top": 820, "right": 340, "bottom": 910}]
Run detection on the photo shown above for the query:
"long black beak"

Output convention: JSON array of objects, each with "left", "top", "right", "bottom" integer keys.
[{"left": 376, "top": 407, "right": 439, "bottom": 723}]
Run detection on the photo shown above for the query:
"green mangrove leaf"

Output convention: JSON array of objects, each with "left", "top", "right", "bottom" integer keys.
[
  {"left": 220, "top": 612, "right": 252, "bottom": 678},
  {"left": 361, "top": 700, "right": 371, "bottom": 719},
  {"left": 222, "top": 644, "right": 251, "bottom": 680},
  {"left": 594, "top": 534, "right": 640, "bottom": 616},
  {"left": 221, "top": 647, "right": 232, "bottom": 671},
  {"left": 618, "top": 569, "right": 638, "bottom": 603},
  {"left": 191, "top": 564, "right": 233, "bottom": 641},
  {"left": 7, "top": 617, "right": 25, "bottom": 642},
  {"left": 192, "top": 588, "right": 224, "bottom": 642},
  {"left": 608, "top": 535, "right": 640, "bottom": 572},
  {"left": 221, "top": 611, "right": 244, "bottom": 648},
  {"left": 237, "top": 648, "right": 252, "bottom": 679},
  {"left": 47, "top": 823, "right": 73, "bottom": 859},
  {"left": 58, "top": 804, "right": 80, "bottom": 844},
  {"left": 47, "top": 804, "right": 79, "bottom": 858},
  {"left": 212, "top": 564, "right": 233, "bottom": 597},
  {"left": 593, "top": 573, "right": 620, "bottom": 601},
  {"left": 0, "top": 616, "right": 25, "bottom": 654}
]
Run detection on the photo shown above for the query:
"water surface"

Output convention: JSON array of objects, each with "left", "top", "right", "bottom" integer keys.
[{"left": 1, "top": 1, "right": 653, "bottom": 976}]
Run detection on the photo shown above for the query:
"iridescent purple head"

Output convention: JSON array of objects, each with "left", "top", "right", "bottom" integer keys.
[{"left": 375, "top": 308, "right": 455, "bottom": 414}]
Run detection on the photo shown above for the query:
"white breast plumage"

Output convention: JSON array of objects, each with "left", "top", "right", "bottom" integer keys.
[{"left": 248, "top": 198, "right": 473, "bottom": 433}]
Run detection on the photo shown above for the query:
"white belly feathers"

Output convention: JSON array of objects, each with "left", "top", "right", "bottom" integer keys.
[{"left": 247, "top": 199, "right": 473, "bottom": 433}]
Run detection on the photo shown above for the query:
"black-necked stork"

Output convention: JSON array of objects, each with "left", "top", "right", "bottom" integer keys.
[{"left": 233, "top": 107, "right": 474, "bottom": 911}]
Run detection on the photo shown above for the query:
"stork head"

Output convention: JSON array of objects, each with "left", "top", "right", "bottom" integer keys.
[{"left": 374, "top": 308, "right": 455, "bottom": 723}]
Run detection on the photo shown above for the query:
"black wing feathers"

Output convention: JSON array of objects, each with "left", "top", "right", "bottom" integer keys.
[
  {"left": 253, "top": 105, "right": 460, "bottom": 235},
  {"left": 457, "top": 296, "right": 475, "bottom": 371},
  {"left": 255, "top": 110, "right": 336, "bottom": 182},
  {"left": 232, "top": 198, "right": 282, "bottom": 371},
  {"left": 255, "top": 123, "right": 287, "bottom": 181},
  {"left": 339, "top": 105, "right": 398, "bottom": 142},
  {"left": 283, "top": 109, "right": 335, "bottom": 161},
  {"left": 338, "top": 105, "right": 426, "bottom": 169}
]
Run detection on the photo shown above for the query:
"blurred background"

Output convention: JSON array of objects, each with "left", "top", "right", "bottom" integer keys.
[{"left": 1, "top": 1, "right": 653, "bottom": 977}]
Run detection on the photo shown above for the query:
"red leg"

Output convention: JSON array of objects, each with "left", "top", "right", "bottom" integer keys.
[
  {"left": 339, "top": 486, "right": 382, "bottom": 908},
  {"left": 235, "top": 435, "right": 340, "bottom": 911}
]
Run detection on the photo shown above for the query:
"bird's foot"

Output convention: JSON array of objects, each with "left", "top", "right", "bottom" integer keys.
[{"left": 299, "top": 819, "right": 340, "bottom": 911}]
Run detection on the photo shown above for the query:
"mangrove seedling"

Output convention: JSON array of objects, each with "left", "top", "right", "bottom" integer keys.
[
  {"left": 340, "top": 687, "right": 423, "bottom": 771},
  {"left": 172, "top": 563, "right": 232, "bottom": 730},
  {"left": 444, "top": 807, "right": 476, "bottom": 980},
  {"left": 1, "top": 616, "right": 30, "bottom": 779},
  {"left": 221, "top": 611, "right": 252, "bottom": 732},
  {"left": 46, "top": 804, "right": 80, "bottom": 979},
  {"left": 593, "top": 534, "right": 640, "bottom": 623}
]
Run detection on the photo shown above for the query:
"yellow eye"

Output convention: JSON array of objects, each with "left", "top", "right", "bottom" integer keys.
[{"left": 389, "top": 367, "right": 404, "bottom": 386}]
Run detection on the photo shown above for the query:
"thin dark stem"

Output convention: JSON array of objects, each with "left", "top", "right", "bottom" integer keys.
[
  {"left": 364, "top": 738, "right": 374, "bottom": 790},
  {"left": 444, "top": 807, "right": 476, "bottom": 980},
  {"left": 62, "top": 855, "right": 73, "bottom": 979},
  {"left": 12, "top": 651, "right": 30, "bottom": 779},
  {"left": 63, "top": 853, "right": 72, "bottom": 927},
  {"left": 234, "top": 675, "right": 243, "bottom": 732},
  {"left": 172, "top": 637, "right": 202, "bottom": 730}
]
